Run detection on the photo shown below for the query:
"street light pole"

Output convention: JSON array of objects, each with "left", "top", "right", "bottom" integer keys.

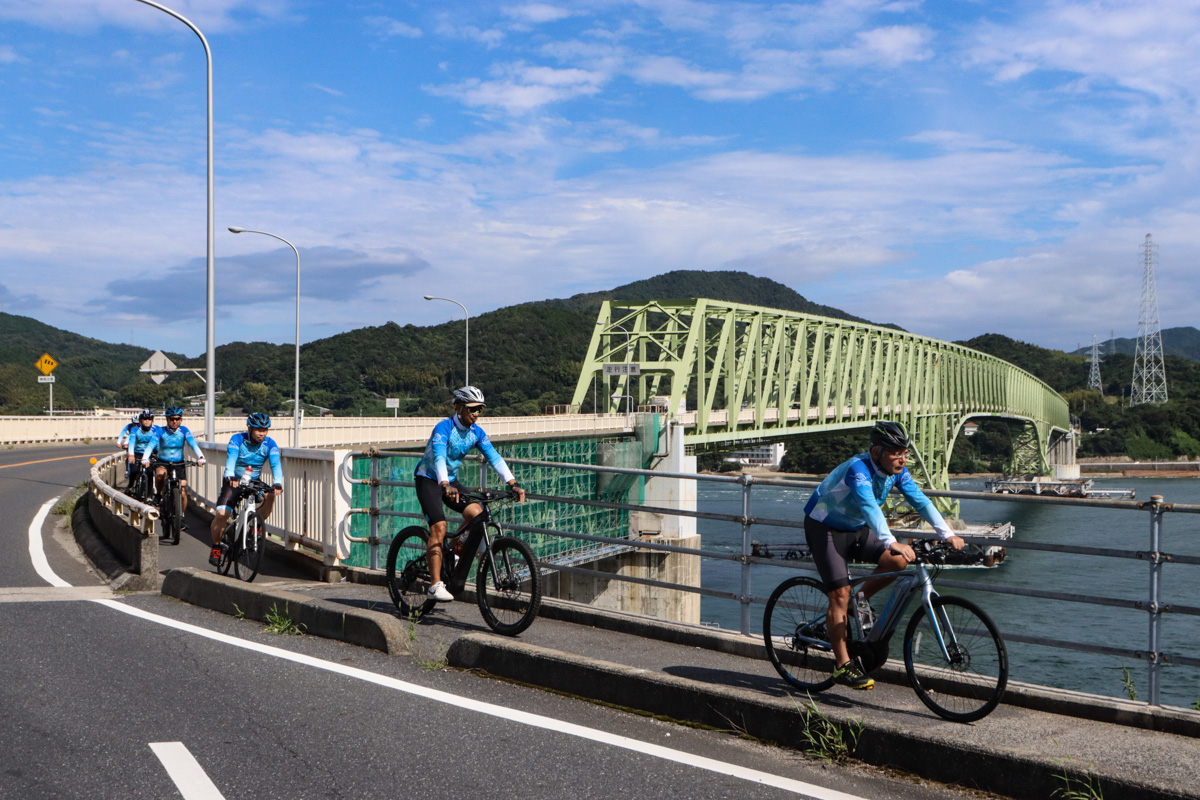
[
  {"left": 132, "top": 0, "right": 216, "bottom": 442},
  {"left": 228, "top": 227, "right": 302, "bottom": 447},
  {"left": 424, "top": 295, "right": 469, "bottom": 386}
]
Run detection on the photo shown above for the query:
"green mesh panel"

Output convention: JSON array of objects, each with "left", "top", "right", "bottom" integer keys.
[{"left": 345, "top": 436, "right": 646, "bottom": 568}]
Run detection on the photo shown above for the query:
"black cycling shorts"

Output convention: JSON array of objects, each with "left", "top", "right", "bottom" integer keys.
[
  {"left": 804, "top": 515, "right": 889, "bottom": 593},
  {"left": 414, "top": 475, "right": 471, "bottom": 526},
  {"left": 151, "top": 461, "right": 189, "bottom": 483}
]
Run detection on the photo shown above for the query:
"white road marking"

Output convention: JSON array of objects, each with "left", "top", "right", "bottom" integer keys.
[
  {"left": 27, "top": 498, "right": 70, "bottom": 588},
  {"left": 29, "top": 497, "right": 865, "bottom": 800},
  {"left": 148, "top": 742, "right": 227, "bottom": 800}
]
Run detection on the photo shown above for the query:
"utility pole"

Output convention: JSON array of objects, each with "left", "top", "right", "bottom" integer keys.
[{"left": 1131, "top": 233, "right": 1168, "bottom": 406}]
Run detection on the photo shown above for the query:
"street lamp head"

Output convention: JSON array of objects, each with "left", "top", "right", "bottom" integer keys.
[
  {"left": 423, "top": 295, "right": 435, "bottom": 301},
  {"left": 228, "top": 226, "right": 246, "bottom": 234}
]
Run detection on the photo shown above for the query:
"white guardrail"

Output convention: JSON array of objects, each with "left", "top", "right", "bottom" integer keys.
[
  {"left": 75, "top": 413, "right": 638, "bottom": 565},
  {"left": 0, "top": 413, "right": 635, "bottom": 448}
]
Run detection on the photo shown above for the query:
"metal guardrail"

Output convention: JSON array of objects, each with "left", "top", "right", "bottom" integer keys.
[
  {"left": 347, "top": 450, "right": 1199, "bottom": 708},
  {"left": 88, "top": 453, "right": 160, "bottom": 535}
]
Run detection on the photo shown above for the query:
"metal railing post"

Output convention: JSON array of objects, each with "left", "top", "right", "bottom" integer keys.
[
  {"left": 739, "top": 473, "right": 754, "bottom": 635},
  {"left": 368, "top": 453, "right": 379, "bottom": 570},
  {"left": 1147, "top": 494, "right": 1164, "bottom": 706}
]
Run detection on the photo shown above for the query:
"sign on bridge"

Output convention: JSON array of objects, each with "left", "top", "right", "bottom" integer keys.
[
  {"left": 603, "top": 363, "right": 641, "bottom": 376},
  {"left": 140, "top": 350, "right": 177, "bottom": 385}
]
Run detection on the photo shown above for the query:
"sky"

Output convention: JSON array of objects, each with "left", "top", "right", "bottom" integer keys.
[{"left": 0, "top": 0, "right": 1197, "bottom": 358}]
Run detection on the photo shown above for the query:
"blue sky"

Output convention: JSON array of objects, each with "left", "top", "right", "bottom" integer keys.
[{"left": 0, "top": 0, "right": 1196, "bottom": 357}]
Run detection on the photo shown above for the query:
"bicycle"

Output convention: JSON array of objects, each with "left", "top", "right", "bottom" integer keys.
[
  {"left": 148, "top": 458, "right": 198, "bottom": 546},
  {"left": 216, "top": 478, "right": 272, "bottom": 582},
  {"left": 385, "top": 487, "right": 541, "bottom": 636},
  {"left": 762, "top": 539, "right": 1009, "bottom": 722},
  {"left": 127, "top": 457, "right": 153, "bottom": 502}
]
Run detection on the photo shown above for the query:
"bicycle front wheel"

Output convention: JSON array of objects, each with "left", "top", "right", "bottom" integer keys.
[
  {"left": 476, "top": 535, "right": 540, "bottom": 636},
  {"left": 763, "top": 576, "right": 837, "bottom": 692},
  {"left": 169, "top": 484, "right": 183, "bottom": 545},
  {"left": 233, "top": 513, "right": 265, "bottom": 582},
  {"left": 904, "top": 596, "right": 1008, "bottom": 722},
  {"left": 386, "top": 526, "right": 436, "bottom": 620}
]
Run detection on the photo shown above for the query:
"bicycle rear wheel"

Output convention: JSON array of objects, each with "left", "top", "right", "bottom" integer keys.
[
  {"left": 218, "top": 507, "right": 240, "bottom": 576},
  {"left": 476, "top": 535, "right": 540, "bottom": 636},
  {"left": 763, "top": 576, "right": 837, "bottom": 692},
  {"left": 233, "top": 513, "right": 265, "bottom": 582},
  {"left": 386, "top": 526, "right": 436, "bottom": 619},
  {"left": 904, "top": 596, "right": 1008, "bottom": 722}
]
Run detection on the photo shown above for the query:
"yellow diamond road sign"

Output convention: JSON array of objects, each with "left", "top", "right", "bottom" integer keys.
[{"left": 36, "top": 353, "right": 58, "bottom": 376}]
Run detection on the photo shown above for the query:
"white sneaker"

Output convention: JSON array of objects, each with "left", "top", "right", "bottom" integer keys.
[{"left": 427, "top": 581, "right": 453, "bottom": 602}]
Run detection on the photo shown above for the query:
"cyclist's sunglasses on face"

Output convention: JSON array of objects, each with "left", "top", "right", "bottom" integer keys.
[
  {"left": 464, "top": 404, "right": 484, "bottom": 414},
  {"left": 249, "top": 426, "right": 269, "bottom": 433},
  {"left": 167, "top": 416, "right": 182, "bottom": 422}
]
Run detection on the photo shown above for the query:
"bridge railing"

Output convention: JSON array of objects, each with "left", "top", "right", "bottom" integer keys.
[{"left": 346, "top": 450, "right": 1199, "bottom": 710}]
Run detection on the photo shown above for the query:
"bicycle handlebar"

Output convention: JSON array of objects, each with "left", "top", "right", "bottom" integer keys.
[{"left": 455, "top": 487, "right": 520, "bottom": 506}]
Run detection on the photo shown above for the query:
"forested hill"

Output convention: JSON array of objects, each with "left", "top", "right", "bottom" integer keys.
[
  {"left": 1067, "top": 327, "right": 1200, "bottom": 362},
  {"left": 0, "top": 270, "right": 891, "bottom": 415}
]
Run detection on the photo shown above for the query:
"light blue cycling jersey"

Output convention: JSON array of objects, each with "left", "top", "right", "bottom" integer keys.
[
  {"left": 117, "top": 422, "right": 137, "bottom": 448},
  {"left": 126, "top": 425, "right": 161, "bottom": 457},
  {"left": 803, "top": 452, "right": 952, "bottom": 547},
  {"left": 222, "top": 432, "right": 284, "bottom": 484},
  {"left": 414, "top": 415, "right": 514, "bottom": 485},
  {"left": 142, "top": 425, "right": 203, "bottom": 464}
]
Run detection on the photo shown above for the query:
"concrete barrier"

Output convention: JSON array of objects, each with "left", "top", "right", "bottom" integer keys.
[{"left": 81, "top": 491, "right": 159, "bottom": 591}]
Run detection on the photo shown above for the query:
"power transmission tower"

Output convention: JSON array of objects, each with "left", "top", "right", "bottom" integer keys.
[
  {"left": 1131, "top": 233, "right": 1168, "bottom": 406},
  {"left": 1087, "top": 335, "right": 1103, "bottom": 394}
]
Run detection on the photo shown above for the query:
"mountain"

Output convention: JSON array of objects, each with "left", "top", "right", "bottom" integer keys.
[
  {"left": 0, "top": 311, "right": 190, "bottom": 413},
  {"left": 1068, "top": 327, "right": 1200, "bottom": 362}
]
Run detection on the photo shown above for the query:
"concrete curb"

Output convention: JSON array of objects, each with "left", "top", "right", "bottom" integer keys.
[
  {"left": 160, "top": 567, "right": 410, "bottom": 654},
  {"left": 446, "top": 633, "right": 1192, "bottom": 800}
]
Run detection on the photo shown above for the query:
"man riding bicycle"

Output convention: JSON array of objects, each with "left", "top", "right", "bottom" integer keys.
[
  {"left": 208, "top": 412, "right": 283, "bottom": 567},
  {"left": 141, "top": 406, "right": 206, "bottom": 535},
  {"left": 125, "top": 410, "right": 159, "bottom": 496},
  {"left": 803, "top": 421, "right": 964, "bottom": 690},
  {"left": 414, "top": 386, "right": 525, "bottom": 602}
]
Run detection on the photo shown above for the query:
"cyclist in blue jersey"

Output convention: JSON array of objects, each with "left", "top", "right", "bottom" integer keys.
[
  {"left": 118, "top": 413, "right": 140, "bottom": 484},
  {"left": 207, "top": 412, "right": 284, "bottom": 566},
  {"left": 117, "top": 413, "right": 139, "bottom": 449},
  {"left": 125, "top": 410, "right": 160, "bottom": 496},
  {"left": 414, "top": 386, "right": 525, "bottom": 602},
  {"left": 141, "top": 406, "right": 206, "bottom": 532},
  {"left": 803, "top": 421, "right": 964, "bottom": 690}
]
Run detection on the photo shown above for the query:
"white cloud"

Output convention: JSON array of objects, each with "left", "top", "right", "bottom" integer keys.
[
  {"left": 0, "top": 44, "right": 24, "bottom": 64},
  {"left": 503, "top": 4, "right": 575, "bottom": 24},
  {"left": 365, "top": 16, "right": 423, "bottom": 38}
]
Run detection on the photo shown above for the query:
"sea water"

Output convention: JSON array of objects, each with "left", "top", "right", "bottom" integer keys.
[{"left": 696, "top": 476, "right": 1200, "bottom": 709}]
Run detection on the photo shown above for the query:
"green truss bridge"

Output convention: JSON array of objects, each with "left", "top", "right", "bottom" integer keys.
[{"left": 572, "top": 298, "right": 1073, "bottom": 493}]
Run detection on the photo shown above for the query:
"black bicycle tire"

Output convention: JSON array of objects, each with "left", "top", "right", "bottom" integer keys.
[
  {"left": 903, "top": 595, "right": 1008, "bottom": 722},
  {"left": 170, "top": 484, "right": 183, "bottom": 545},
  {"left": 385, "top": 526, "right": 437, "bottom": 620},
  {"left": 763, "top": 576, "right": 838, "bottom": 693},
  {"left": 218, "top": 508, "right": 238, "bottom": 576},
  {"left": 475, "top": 535, "right": 541, "bottom": 636},
  {"left": 233, "top": 513, "right": 265, "bottom": 582}
]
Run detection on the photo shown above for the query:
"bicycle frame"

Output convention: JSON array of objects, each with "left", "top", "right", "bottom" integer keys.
[
  {"left": 800, "top": 560, "right": 958, "bottom": 666},
  {"left": 441, "top": 502, "right": 502, "bottom": 594}
]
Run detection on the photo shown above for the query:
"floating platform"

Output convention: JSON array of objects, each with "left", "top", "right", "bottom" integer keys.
[
  {"left": 751, "top": 520, "right": 1012, "bottom": 568},
  {"left": 985, "top": 477, "right": 1134, "bottom": 500}
]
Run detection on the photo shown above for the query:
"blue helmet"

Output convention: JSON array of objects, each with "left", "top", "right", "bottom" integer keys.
[
  {"left": 138, "top": 409, "right": 155, "bottom": 421},
  {"left": 165, "top": 406, "right": 184, "bottom": 417},
  {"left": 246, "top": 412, "right": 272, "bottom": 429}
]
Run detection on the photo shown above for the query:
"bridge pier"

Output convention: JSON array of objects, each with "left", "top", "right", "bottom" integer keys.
[{"left": 544, "top": 421, "right": 701, "bottom": 624}]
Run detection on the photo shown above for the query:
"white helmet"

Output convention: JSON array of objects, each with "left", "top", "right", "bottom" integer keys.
[{"left": 452, "top": 385, "right": 486, "bottom": 406}]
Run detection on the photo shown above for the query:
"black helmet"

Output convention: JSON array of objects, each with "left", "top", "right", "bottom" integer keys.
[
  {"left": 246, "top": 412, "right": 272, "bottom": 429},
  {"left": 870, "top": 420, "right": 910, "bottom": 450}
]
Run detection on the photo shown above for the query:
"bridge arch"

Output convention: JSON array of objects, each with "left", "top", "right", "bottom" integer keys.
[{"left": 572, "top": 299, "right": 1071, "bottom": 496}]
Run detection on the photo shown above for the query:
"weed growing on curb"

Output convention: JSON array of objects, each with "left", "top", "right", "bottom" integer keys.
[
  {"left": 796, "top": 694, "right": 862, "bottom": 764},
  {"left": 264, "top": 602, "right": 306, "bottom": 635},
  {"left": 232, "top": 603, "right": 245, "bottom": 620},
  {"left": 1051, "top": 741, "right": 1105, "bottom": 800},
  {"left": 51, "top": 482, "right": 89, "bottom": 515},
  {"left": 1192, "top": 698, "right": 1200, "bottom": 712},
  {"left": 1120, "top": 664, "right": 1137, "bottom": 702}
]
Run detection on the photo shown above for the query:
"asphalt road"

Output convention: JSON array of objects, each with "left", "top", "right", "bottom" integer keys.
[{"left": 0, "top": 443, "right": 996, "bottom": 800}]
